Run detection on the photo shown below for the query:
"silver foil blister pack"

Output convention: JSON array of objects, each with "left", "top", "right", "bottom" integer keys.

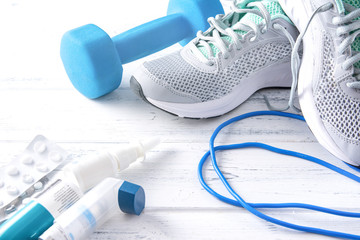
[{"left": 0, "top": 135, "right": 68, "bottom": 222}]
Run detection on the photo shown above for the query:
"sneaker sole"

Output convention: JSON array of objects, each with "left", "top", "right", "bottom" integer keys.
[
  {"left": 130, "top": 76, "right": 184, "bottom": 118},
  {"left": 279, "top": 0, "right": 358, "bottom": 165},
  {"left": 131, "top": 61, "right": 293, "bottom": 119}
]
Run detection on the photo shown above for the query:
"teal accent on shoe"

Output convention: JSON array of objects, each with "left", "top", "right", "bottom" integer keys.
[
  {"left": 198, "top": 0, "right": 293, "bottom": 58},
  {"left": 335, "top": 0, "right": 345, "bottom": 14}
]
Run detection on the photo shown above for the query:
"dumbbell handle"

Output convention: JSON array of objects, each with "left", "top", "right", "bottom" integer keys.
[{"left": 113, "top": 13, "right": 192, "bottom": 65}]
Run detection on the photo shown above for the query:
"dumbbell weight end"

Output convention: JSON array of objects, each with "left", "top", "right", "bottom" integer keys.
[{"left": 60, "top": 24, "right": 123, "bottom": 99}]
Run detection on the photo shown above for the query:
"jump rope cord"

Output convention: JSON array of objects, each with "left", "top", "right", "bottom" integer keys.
[{"left": 198, "top": 111, "right": 360, "bottom": 239}]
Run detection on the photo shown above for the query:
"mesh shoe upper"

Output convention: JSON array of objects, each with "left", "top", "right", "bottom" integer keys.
[
  {"left": 143, "top": 42, "right": 292, "bottom": 103},
  {"left": 131, "top": 0, "right": 299, "bottom": 118},
  {"left": 137, "top": 0, "right": 297, "bottom": 102},
  {"left": 315, "top": 32, "right": 360, "bottom": 146},
  {"left": 278, "top": 0, "right": 360, "bottom": 164},
  {"left": 314, "top": 1, "right": 360, "bottom": 162}
]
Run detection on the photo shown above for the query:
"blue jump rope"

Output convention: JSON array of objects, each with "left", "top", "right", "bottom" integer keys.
[{"left": 198, "top": 111, "right": 360, "bottom": 239}]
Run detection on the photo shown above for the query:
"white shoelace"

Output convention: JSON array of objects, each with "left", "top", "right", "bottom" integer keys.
[
  {"left": 268, "top": 1, "right": 360, "bottom": 113},
  {"left": 267, "top": 3, "right": 334, "bottom": 112},
  {"left": 333, "top": 3, "right": 360, "bottom": 88},
  {"left": 190, "top": 1, "right": 360, "bottom": 113},
  {"left": 189, "top": 0, "right": 301, "bottom": 111},
  {"left": 190, "top": 0, "right": 291, "bottom": 65}
]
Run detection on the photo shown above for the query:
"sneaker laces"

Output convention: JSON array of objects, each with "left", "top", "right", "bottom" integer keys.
[
  {"left": 190, "top": 0, "right": 290, "bottom": 65},
  {"left": 267, "top": 3, "right": 342, "bottom": 113},
  {"left": 333, "top": 3, "right": 360, "bottom": 89}
]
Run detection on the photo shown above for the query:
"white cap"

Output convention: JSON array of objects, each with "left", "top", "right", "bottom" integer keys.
[
  {"left": 65, "top": 137, "right": 160, "bottom": 192},
  {"left": 112, "top": 137, "right": 161, "bottom": 171}
]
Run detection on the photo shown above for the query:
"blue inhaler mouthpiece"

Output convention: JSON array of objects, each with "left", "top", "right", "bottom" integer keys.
[{"left": 118, "top": 181, "right": 145, "bottom": 215}]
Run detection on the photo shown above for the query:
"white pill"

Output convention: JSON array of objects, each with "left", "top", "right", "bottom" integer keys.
[
  {"left": 22, "top": 156, "right": 34, "bottom": 165},
  {"left": 34, "top": 141, "right": 47, "bottom": 153},
  {"left": 49, "top": 151, "right": 63, "bottom": 162},
  {"left": 34, "top": 182, "right": 43, "bottom": 190},
  {"left": 22, "top": 198, "right": 32, "bottom": 205},
  {"left": 7, "top": 166, "right": 19, "bottom": 176},
  {"left": 23, "top": 174, "right": 34, "bottom": 184},
  {"left": 0, "top": 180, "right": 4, "bottom": 188},
  {"left": 36, "top": 163, "right": 49, "bottom": 172},
  {"left": 7, "top": 185, "right": 19, "bottom": 195}
]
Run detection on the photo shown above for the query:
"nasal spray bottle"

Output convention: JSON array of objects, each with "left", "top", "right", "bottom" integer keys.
[
  {"left": 39, "top": 177, "right": 145, "bottom": 240},
  {"left": 0, "top": 138, "right": 159, "bottom": 240}
]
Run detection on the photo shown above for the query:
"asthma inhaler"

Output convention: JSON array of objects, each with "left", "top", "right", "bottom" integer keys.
[{"left": 39, "top": 177, "right": 145, "bottom": 240}]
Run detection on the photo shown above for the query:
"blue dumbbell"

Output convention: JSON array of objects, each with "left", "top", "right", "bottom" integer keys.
[{"left": 61, "top": 0, "right": 224, "bottom": 99}]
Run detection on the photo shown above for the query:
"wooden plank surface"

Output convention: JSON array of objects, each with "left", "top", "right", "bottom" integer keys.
[{"left": 0, "top": 0, "right": 359, "bottom": 239}]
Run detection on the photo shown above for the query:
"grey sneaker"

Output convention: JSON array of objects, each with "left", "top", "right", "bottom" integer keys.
[
  {"left": 131, "top": 0, "right": 299, "bottom": 118},
  {"left": 279, "top": 0, "right": 360, "bottom": 166}
]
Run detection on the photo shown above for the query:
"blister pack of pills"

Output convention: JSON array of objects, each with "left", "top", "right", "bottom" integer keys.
[{"left": 0, "top": 135, "right": 68, "bottom": 223}]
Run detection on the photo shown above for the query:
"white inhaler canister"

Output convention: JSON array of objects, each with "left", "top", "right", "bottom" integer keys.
[{"left": 39, "top": 178, "right": 145, "bottom": 240}]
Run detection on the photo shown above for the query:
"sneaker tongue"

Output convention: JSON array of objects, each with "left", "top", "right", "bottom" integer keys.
[{"left": 197, "top": 0, "right": 289, "bottom": 59}]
